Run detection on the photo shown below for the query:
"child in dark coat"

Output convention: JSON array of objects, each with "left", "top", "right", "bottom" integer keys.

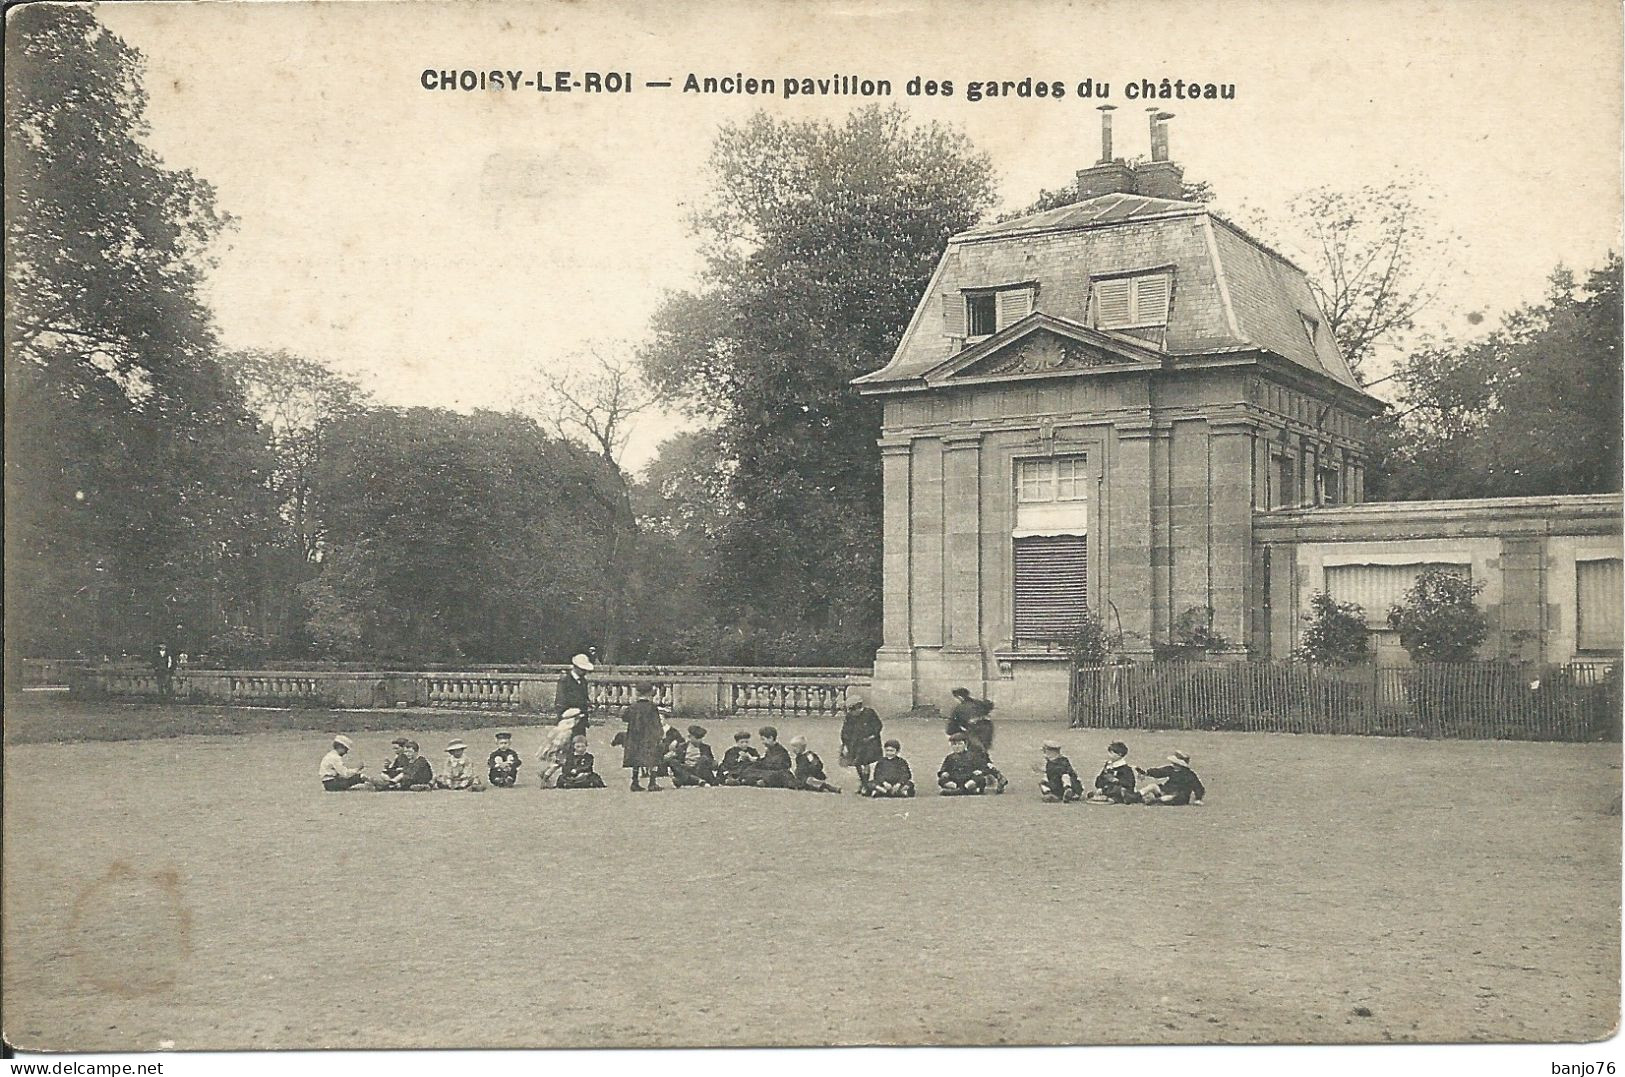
[
  {"left": 789, "top": 736, "right": 841, "bottom": 793},
  {"left": 669, "top": 725, "right": 718, "bottom": 787},
  {"left": 558, "top": 736, "right": 606, "bottom": 789},
  {"left": 741, "top": 727, "right": 796, "bottom": 788},
  {"left": 867, "top": 739, "right": 915, "bottom": 798},
  {"left": 1039, "top": 740, "right": 1084, "bottom": 802},
  {"left": 1086, "top": 740, "right": 1140, "bottom": 803},
  {"left": 718, "top": 731, "right": 760, "bottom": 786},
  {"left": 937, "top": 733, "right": 989, "bottom": 795},
  {"left": 1140, "top": 750, "right": 1206, "bottom": 805},
  {"left": 487, "top": 731, "right": 523, "bottom": 788}
]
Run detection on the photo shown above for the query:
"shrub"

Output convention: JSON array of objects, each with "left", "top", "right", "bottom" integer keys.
[
  {"left": 1387, "top": 568, "right": 1489, "bottom": 663},
  {"left": 1152, "top": 605, "right": 1230, "bottom": 661},
  {"left": 1296, "top": 590, "right": 1370, "bottom": 666},
  {"left": 1062, "top": 606, "right": 1117, "bottom": 665}
]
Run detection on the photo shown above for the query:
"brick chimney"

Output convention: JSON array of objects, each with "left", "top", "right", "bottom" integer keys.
[
  {"left": 1075, "top": 105, "right": 1137, "bottom": 198},
  {"left": 1135, "top": 109, "right": 1186, "bottom": 200}
]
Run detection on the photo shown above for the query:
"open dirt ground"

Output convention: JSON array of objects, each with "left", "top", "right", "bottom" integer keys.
[{"left": 3, "top": 701, "right": 1619, "bottom": 1050}]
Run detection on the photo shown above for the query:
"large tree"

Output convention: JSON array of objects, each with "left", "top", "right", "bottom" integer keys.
[
  {"left": 642, "top": 105, "right": 995, "bottom": 659},
  {"left": 1371, "top": 255, "right": 1622, "bottom": 501},
  {"left": 5, "top": 7, "right": 273, "bottom": 658}
]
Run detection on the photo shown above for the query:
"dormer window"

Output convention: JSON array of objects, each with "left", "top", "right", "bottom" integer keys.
[
  {"left": 1300, "top": 313, "right": 1319, "bottom": 347},
  {"left": 950, "top": 283, "right": 1036, "bottom": 345},
  {"left": 1092, "top": 272, "right": 1170, "bottom": 330}
]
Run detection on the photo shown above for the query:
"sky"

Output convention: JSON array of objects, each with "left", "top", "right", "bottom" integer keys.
[{"left": 96, "top": 0, "right": 1624, "bottom": 471}]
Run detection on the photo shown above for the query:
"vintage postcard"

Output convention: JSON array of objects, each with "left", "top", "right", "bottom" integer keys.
[{"left": 4, "top": 0, "right": 1621, "bottom": 1064}]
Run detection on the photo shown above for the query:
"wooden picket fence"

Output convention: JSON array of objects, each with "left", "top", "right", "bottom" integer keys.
[{"left": 1069, "top": 659, "right": 1621, "bottom": 742}]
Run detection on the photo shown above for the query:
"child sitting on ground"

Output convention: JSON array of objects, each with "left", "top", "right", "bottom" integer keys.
[
  {"left": 789, "top": 735, "right": 841, "bottom": 793},
  {"left": 318, "top": 735, "right": 369, "bottom": 791},
  {"left": 558, "top": 735, "right": 607, "bottom": 789},
  {"left": 1039, "top": 740, "right": 1083, "bottom": 802},
  {"left": 1139, "top": 750, "right": 1206, "bottom": 805},
  {"left": 741, "top": 726, "right": 796, "bottom": 788},
  {"left": 866, "top": 739, "right": 915, "bottom": 798},
  {"left": 487, "top": 731, "right": 522, "bottom": 788},
  {"left": 435, "top": 740, "right": 486, "bottom": 791},
  {"left": 1086, "top": 740, "right": 1140, "bottom": 803},
  {"left": 717, "top": 731, "right": 759, "bottom": 786},
  {"left": 670, "top": 725, "right": 718, "bottom": 787},
  {"left": 937, "top": 733, "right": 990, "bottom": 795},
  {"left": 371, "top": 740, "right": 434, "bottom": 791}
]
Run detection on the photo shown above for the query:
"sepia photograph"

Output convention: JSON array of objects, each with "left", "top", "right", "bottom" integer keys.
[{"left": 3, "top": 0, "right": 1622, "bottom": 1062}]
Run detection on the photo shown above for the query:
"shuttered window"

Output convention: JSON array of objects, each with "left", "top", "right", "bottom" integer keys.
[
  {"left": 1323, "top": 562, "right": 1469, "bottom": 626},
  {"left": 1577, "top": 558, "right": 1623, "bottom": 651},
  {"left": 997, "top": 287, "right": 1034, "bottom": 327},
  {"left": 1094, "top": 273, "right": 1170, "bottom": 329},
  {"left": 1014, "top": 535, "right": 1088, "bottom": 641},
  {"left": 943, "top": 291, "right": 968, "bottom": 340}
]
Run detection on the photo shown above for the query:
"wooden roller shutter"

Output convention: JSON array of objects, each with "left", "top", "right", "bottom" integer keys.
[{"left": 1013, "top": 534, "right": 1088, "bottom": 640}]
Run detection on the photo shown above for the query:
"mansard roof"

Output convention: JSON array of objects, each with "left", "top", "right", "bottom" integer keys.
[{"left": 855, "top": 192, "right": 1371, "bottom": 397}]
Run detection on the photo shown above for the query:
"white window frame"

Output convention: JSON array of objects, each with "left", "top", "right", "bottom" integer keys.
[{"left": 1017, "top": 457, "right": 1088, "bottom": 504}]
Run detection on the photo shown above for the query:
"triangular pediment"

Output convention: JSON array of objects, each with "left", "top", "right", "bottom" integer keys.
[{"left": 923, "top": 314, "right": 1164, "bottom": 387}]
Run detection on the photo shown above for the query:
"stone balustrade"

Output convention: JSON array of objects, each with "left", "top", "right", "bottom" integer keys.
[{"left": 65, "top": 664, "right": 871, "bottom": 719}]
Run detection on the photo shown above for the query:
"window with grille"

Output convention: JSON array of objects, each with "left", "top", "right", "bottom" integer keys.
[
  {"left": 1093, "top": 273, "right": 1170, "bottom": 330},
  {"left": 1577, "top": 558, "right": 1623, "bottom": 652},
  {"left": 1014, "top": 534, "right": 1088, "bottom": 641}
]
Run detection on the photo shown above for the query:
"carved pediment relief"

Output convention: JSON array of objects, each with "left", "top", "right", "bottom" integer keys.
[{"left": 954, "top": 329, "right": 1146, "bottom": 380}]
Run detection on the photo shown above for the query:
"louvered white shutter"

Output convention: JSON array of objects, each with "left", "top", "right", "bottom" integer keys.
[
  {"left": 1324, "top": 563, "right": 1469, "bottom": 626},
  {"left": 997, "top": 287, "right": 1034, "bottom": 329},
  {"left": 1577, "top": 558, "right": 1623, "bottom": 651},
  {"left": 943, "top": 291, "right": 967, "bottom": 341},
  {"left": 1094, "top": 279, "right": 1131, "bottom": 328},
  {"left": 1132, "top": 274, "right": 1170, "bottom": 324},
  {"left": 1013, "top": 535, "right": 1088, "bottom": 641}
]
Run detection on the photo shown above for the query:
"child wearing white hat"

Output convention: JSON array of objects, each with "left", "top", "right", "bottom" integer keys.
[
  {"left": 435, "top": 740, "right": 486, "bottom": 791},
  {"left": 318, "top": 735, "right": 369, "bottom": 792},
  {"left": 1139, "top": 750, "right": 1206, "bottom": 805}
]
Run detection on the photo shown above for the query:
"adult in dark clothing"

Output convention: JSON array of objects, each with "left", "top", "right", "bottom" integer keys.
[
  {"left": 937, "top": 733, "right": 989, "bottom": 795},
  {"left": 620, "top": 683, "right": 664, "bottom": 791},
  {"left": 839, "top": 697, "right": 884, "bottom": 791},
  {"left": 1140, "top": 751, "right": 1206, "bottom": 805},
  {"left": 718, "top": 732, "right": 760, "bottom": 785},
  {"left": 153, "top": 642, "right": 178, "bottom": 698},
  {"left": 372, "top": 741, "right": 433, "bottom": 790},
  {"left": 867, "top": 739, "right": 915, "bottom": 798},
  {"left": 1087, "top": 741, "right": 1140, "bottom": 804},
  {"left": 557, "top": 654, "right": 594, "bottom": 736},
  {"left": 741, "top": 727, "right": 796, "bottom": 788},
  {"left": 947, "top": 688, "right": 994, "bottom": 750}
]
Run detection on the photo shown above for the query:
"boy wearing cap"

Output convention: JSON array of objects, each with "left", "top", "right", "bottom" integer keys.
[
  {"left": 1086, "top": 741, "right": 1140, "bottom": 804},
  {"left": 318, "top": 736, "right": 369, "bottom": 791},
  {"left": 717, "top": 731, "right": 758, "bottom": 785},
  {"left": 1038, "top": 741, "right": 1084, "bottom": 803},
  {"left": 669, "top": 725, "right": 718, "bottom": 787},
  {"left": 620, "top": 682, "right": 665, "bottom": 791},
  {"left": 937, "top": 733, "right": 989, "bottom": 795},
  {"left": 435, "top": 740, "right": 485, "bottom": 791},
  {"left": 559, "top": 735, "right": 607, "bottom": 789},
  {"left": 740, "top": 726, "right": 796, "bottom": 789},
  {"left": 839, "top": 695, "right": 883, "bottom": 792},
  {"left": 867, "top": 739, "right": 915, "bottom": 798},
  {"left": 789, "top": 736, "right": 840, "bottom": 793},
  {"left": 488, "top": 732, "right": 522, "bottom": 787},
  {"left": 1139, "top": 751, "right": 1206, "bottom": 805}
]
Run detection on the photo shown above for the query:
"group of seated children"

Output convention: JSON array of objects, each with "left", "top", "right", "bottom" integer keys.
[
  {"left": 678, "top": 725, "right": 843, "bottom": 793},
  {"left": 318, "top": 735, "right": 479, "bottom": 792},
  {"left": 1038, "top": 739, "right": 1205, "bottom": 805},
  {"left": 935, "top": 730, "right": 1010, "bottom": 796}
]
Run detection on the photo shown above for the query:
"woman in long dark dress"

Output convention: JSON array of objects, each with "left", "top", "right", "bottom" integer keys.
[
  {"left": 839, "top": 695, "right": 884, "bottom": 791},
  {"left": 620, "top": 682, "right": 664, "bottom": 791}
]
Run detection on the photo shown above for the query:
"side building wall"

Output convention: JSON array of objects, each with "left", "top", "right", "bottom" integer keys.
[{"left": 1254, "top": 494, "right": 1624, "bottom": 666}]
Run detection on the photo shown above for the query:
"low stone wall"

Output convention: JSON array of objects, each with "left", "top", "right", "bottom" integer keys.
[{"left": 67, "top": 665, "right": 873, "bottom": 720}]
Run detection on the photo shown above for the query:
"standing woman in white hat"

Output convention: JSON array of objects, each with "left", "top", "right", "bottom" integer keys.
[{"left": 557, "top": 653, "right": 594, "bottom": 738}]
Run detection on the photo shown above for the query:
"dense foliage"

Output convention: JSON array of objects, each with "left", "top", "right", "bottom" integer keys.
[
  {"left": 1295, "top": 591, "right": 1371, "bottom": 666},
  {"left": 1387, "top": 568, "right": 1490, "bottom": 664}
]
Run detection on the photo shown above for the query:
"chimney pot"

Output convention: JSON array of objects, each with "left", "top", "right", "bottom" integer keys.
[{"left": 1096, "top": 104, "right": 1117, "bottom": 164}]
